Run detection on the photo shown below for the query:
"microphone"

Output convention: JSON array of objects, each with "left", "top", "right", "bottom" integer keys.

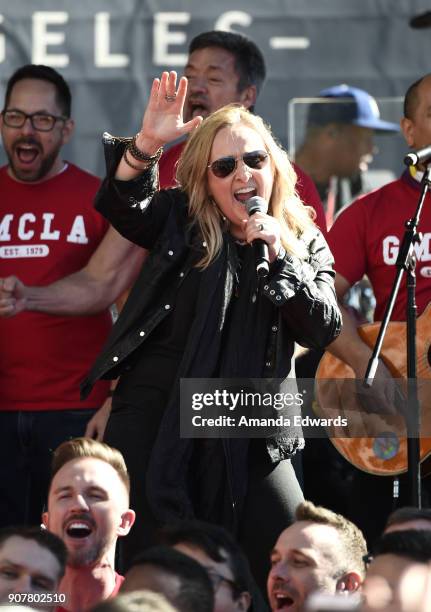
[
  {"left": 245, "top": 196, "right": 270, "bottom": 277},
  {"left": 404, "top": 144, "right": 431, "bottom": 167}
]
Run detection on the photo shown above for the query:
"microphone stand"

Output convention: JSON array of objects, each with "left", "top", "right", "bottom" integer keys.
[{"left": 364, "top": 164, "right": 431, "bottom": 507}]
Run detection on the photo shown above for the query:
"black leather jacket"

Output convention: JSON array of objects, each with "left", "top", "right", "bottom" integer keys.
[
  {"left": 82, "top": 134, "right": 342, "bottom": 415},
  {"left": 81, "top": 134, "right": 342, "bottom": 531}
]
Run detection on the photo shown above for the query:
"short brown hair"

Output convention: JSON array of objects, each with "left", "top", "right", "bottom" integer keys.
[
  {"left": 296, "top": 500, "right": 367, "bottom": 579},
  {"left": 0, "top": 526, "right": 67, "bottom": 580},
  {"left": 51, "top": 437, "right": 130, "bottom": 495},
  {"left": 385, "top": 506, "right": 431, "bottom": 530}
]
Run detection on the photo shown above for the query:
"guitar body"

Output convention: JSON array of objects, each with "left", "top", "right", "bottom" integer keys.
[{"left": 315, "top": 303, "right": 431, "bottom": 476}]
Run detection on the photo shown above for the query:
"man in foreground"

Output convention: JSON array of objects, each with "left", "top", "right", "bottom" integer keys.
[
  {"left": 0, "top": 525, "right": 67, "bottom": 609},
  {"left": 267, "top": 501, "right": 366, "bottom": 611},
  {"left": 42, "top": 437, "right": 135, "bottom": 611}
]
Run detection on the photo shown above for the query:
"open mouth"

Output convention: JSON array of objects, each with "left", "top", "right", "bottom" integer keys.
[
  {"left": 234, "top": 186, "right": 257, "bottom": 202},
  {"left": 65, "top": 521, "right": 93, "bottom": 539},
  {"left": 274, "top": 594, "right": 295, "bottom": 609},
  {"left": 15, "top": 144, "right": 40, "bottom": 164},
  {"left": 189, "top": 101, "right": 209, "bottom": 118}
]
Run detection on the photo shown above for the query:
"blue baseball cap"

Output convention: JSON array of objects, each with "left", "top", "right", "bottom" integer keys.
[{"left": 308, "top": 84, "right": 400, "bottom": 133}]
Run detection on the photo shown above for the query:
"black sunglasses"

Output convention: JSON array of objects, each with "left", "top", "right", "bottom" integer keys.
[{"left": 207, "top": 150, "right": 269, "bottom": 178}]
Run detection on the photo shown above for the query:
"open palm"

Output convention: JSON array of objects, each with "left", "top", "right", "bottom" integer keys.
[{"left": 140, "top": 71, "right": 202, "bottom": 146}]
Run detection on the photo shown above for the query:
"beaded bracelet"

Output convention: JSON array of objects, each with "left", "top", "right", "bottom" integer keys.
[
  {"left": 128, "top": 134, "right": 163, "bottom": 163},
  {"left": 123, "top": 147, "right": 148, "bottom": 171}
]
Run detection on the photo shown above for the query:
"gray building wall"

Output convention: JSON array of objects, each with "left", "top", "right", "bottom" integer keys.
[{"left": 0, "top": 0, "right": 429, "bottom": 177}]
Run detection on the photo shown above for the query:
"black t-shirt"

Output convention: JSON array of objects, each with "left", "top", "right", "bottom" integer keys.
[{"left": 114, "top": 265, "right": 201, "bottom": 406}]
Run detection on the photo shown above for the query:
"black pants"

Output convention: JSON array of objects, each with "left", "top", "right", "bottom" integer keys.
[
  {"left": 239, "top": 441, "right": 303, "bottom": 593},
  {"left": 104, "top": 390, "right": 303, "bottom": 592},
  {"left": 104, "top": 388, "right": 167, "bottom": 570},
  {"left": 0, "top": 409, "right": 95, "bottom": 528}
]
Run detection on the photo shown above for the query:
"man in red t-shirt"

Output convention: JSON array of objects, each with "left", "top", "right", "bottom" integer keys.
[
  {"left": 0, "top": 65, "right": 138, "bottom": 530},
  {"left": 324, "top": 73, "right": 431, "bottom": 542},
  {"left": 43, "top": 438, "right": 135, "bottom": 612},
  {"left": 327, "top": 74, "right": 431, "bottom": 407}
]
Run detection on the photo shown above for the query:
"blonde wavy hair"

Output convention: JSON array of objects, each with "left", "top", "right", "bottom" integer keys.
[{"left": 176, "top": 104, "right": 316, "bottom": 268}]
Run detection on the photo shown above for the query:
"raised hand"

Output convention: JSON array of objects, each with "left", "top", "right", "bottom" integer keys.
[{"left": 138, "top": 71, "right": 203, "bottom": 149}]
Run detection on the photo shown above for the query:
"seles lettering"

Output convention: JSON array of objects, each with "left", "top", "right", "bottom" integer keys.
[
  {"left": 382, "top": 233, "right": 431, "bottom": 265},
  {"left": 0, "top": 213, "right": 88, "bottom": 244},
  {"left": 0, "top": 11, "right": 255, "bottom": 68}
]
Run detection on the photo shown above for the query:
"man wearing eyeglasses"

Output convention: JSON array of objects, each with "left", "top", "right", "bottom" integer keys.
[
  {"left": 121, "top": 546, "right": 214, "bottom": 612},
  {"left": 160, "top": 519, "right": 260, "bottom": 611},
  {"left": 0, "top": 64, "right": 132, "bottom": 530}
]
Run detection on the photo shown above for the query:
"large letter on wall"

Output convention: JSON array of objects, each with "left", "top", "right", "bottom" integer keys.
[
  {"left": 153, "top": 12, "right": 189, "bottom": 66},
  {"left": 95, "top": 12, "right": 129, "bottom": 68},
  {"left": 32, "top": 12, "right": 69, "bottom": 66},
  {"left": 0, "top": 15, "right": 5, "bottom": 63},
  {"left": 215, "top": 11, "right": 252, "bottom": 31}
]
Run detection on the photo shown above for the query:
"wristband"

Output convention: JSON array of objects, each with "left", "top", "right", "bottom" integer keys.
[
  {"left": 128, "top": 135, "right": 163, "bottom": 163},
  {"left": 123, "top": 148, "right": 148, "bottom": 171}
]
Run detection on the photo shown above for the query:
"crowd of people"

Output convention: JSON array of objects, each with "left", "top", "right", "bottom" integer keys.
[
  {"left": 1, "top": 438, "right": 431, "bottom": 611},
  {"left": 0, "top": 27, "right": 431, "bottom": 612}
]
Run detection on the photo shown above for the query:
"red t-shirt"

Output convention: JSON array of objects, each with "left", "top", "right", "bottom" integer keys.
[
  {"left": 0, "top": 164, "right": 112, "bottom": 410},
  {"left": 159, "top": 141, "right": 327, "bottom": 236},
  {"left": 56, "top": 572, "right": 124, "bottom": 612},
  {"left": 327, "top": 171, "right": 431, "bottom": 321}
]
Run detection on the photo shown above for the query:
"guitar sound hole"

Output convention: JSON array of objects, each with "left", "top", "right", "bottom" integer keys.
[{"left": 428, "top": 344, "right": 431, "bottom": 368}]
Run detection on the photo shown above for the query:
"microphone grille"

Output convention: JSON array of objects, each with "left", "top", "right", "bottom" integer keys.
[{"left": 245, "top": 196, "right": 268, "bottom": 215}]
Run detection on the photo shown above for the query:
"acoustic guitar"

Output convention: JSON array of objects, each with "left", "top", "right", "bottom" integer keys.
[{"left": 314, "top": 303, "right": 431, "bottom": 476}]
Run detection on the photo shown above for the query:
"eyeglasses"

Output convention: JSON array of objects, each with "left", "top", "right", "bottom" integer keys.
[
  {"left": 205, "top": 568, "right": 240, "bottom": 594},
  {"left": 207, "top": 150, "right": 269, "bottom": 178},
  {"left": 2, "top": 109, "right": 67, "bottom": 132}
]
